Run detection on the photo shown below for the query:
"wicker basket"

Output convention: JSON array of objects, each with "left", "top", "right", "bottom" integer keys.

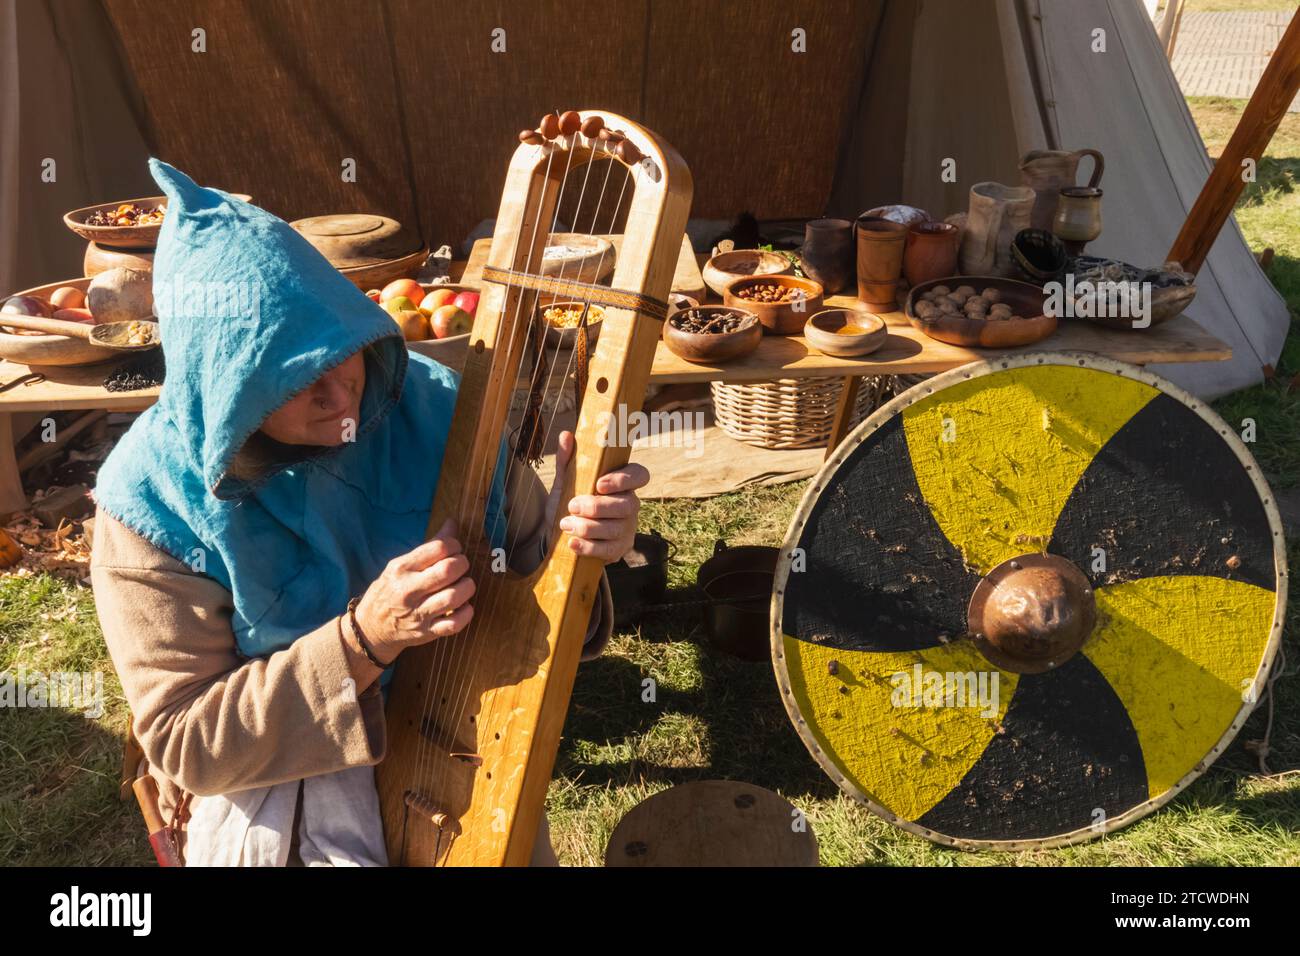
[{"left": 711, "top": 375, "right": 892, "bottom": 449}]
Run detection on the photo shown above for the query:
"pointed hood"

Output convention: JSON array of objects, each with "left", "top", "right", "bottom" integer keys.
[
  {"left": 94, "top": 160, "right": 505, "bottom": 660},
  {"left": 146, "top": 159, "right": 406, "bottom": 498}
]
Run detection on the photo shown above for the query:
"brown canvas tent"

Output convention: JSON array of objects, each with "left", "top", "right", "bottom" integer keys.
[{"left": 1, "top": 0, "right": 1290, "bottom": 397}]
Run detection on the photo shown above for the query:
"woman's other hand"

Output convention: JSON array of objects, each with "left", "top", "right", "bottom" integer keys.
[
  {"left": 353, "top": 518, "right": 475, "bottom": 664},
  {"left": 549, "top": 431, "right": 649, "bottom": 564}
]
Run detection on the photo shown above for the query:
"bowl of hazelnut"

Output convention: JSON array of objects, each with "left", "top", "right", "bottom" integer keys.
[
  {"left": 722, "top": 274, "right": 824, "bottom": 335},
  {"left": 905, "top": 276, "right": 1056, "bottom": 348}
]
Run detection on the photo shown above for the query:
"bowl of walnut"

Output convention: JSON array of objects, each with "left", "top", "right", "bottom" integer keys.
[{"left": 905, "top": 277, "right": 1056, "bottom": 348}]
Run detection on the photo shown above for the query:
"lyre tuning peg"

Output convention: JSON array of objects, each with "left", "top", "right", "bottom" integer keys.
[
  {"left": 616, "top": 139, "right": 643, "bottom": 165},
  {"left": 539, "top": 113, "right": 560, "bottom": 140},
  {"left": 518, "top": 129, "right": 544, "bottom": 146},
  {"left": 558, "top": 110, "right": 582, "bottom": 136},
  {"left": 580, "top": 115, "right": 604, "bottom": 138}
]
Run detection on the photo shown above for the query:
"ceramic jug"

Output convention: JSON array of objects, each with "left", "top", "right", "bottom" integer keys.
[
  {"left": 954, "top": 183, "right": 1035, "bottom": 277},
  {"left": 1019, "top": 148, "right": 1105, "bottom": 231},
  {"left": 903, "top": 221, "right": 959, "bottom": 288},
  {"left": 800, "top": 218, "right": 855, "bottom": 294}
]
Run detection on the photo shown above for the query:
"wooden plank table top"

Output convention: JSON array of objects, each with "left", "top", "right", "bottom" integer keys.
[
  {"left": 0, "top": 235, "right": 1236, "bottom": 516},
  {"left": 0, "top": 363, "right": 159, "bottom": 413},
  {"left": 0, "top": 256, "right": 1232, "bottom": 414},
  {"left": 0, "top": 295, "right": 1231, "bottom": 412},
  {"left": 647, "top": 297, "right": 1232, "bottom": 384}
]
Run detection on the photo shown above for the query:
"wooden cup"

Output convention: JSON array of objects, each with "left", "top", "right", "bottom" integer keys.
[{"left": 854, "top": 217, "right": 908, "bottom": 311}]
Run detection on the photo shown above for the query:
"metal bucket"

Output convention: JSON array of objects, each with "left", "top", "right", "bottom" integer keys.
[
  {"left": 696, "top": 540, "right": 778, "bottom": 662},
  {"left": 606, "top": 530, "right": 674, "bottom": 627}
]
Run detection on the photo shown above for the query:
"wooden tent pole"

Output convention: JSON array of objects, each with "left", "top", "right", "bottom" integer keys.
[
  {"left": 1167, "top": 8, "right": 1300, "bottom": 275},
  {"left": 1157, "top": 0, "right": 1186, "bottom": 60}
]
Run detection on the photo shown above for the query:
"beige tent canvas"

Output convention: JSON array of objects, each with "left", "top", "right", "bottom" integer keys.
[{"left": 1, "top": 0, "right": 1290, "bottom": 399}]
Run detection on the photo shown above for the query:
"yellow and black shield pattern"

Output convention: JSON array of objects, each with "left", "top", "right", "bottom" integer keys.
[{"left": 771, "top": 355, "right": 1286, "bottom": 849}]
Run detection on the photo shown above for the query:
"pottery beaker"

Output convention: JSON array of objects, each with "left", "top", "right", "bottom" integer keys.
[
  {"left": 854, "top": 216, "right": 908, "bottom": 311},
  {"left": 1019, "top": 148, "right": 1104, "bottom": 231},
  {"left": 1052, "top": 186, "right": 1104, "bottom": 256},
  {"left": 958, "top": 182, "right": 1035, "bottom": 277},
  {"left": 903, "top": 221, "right": 959, "bottom": 288},
  {"left": 800, "top": 218, "right": 855, "bottom": 294}
]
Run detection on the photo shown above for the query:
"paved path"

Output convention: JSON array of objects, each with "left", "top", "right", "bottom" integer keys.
[{"left": 1171, "top": 10, "right": 1298, "bottom": 110}]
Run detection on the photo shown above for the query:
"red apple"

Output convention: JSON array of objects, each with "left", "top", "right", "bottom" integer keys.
[
  {"left": 380, "top": 278, "right": 425, "bottom": 307},
  {"left": 431, "top": 305, "right": 472, "bottom": 339},
  {"left": 366, "top": 288, "right": 382, "bottom": 304},
  {"left": 422, "top": 288, "right": 457, "bottom": 314},
  {"left": 53, "top": 308, "right": 95, "bottom": 324},
  {"left": 452, "top": 291, "right": 479, "bottom": 316}
]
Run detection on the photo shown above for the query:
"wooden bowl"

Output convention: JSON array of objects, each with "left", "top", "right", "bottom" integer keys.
[
  {"left": 0, "top": 277, "right": 121, "bottom": 366},
  {"left": 538, "top": 300, "right": 605, "bottom": 349},
  {"left": 404, "top": 283, "right": 478, "bottom": 363},
  {"left": 662, "top": 306, "right": 761, "bottom": 365},
  {"left": 64, "top": 193, "right": 250, "bottom": 249},
  {"left": 291, "top": 213, "right": 427, "bottom": 291},
  {"left": 804, "top": 308, "right": 887, "bottom": 357},
  {"left": 1067, "top": 256, "right": 1197, "bottom": 330},
  {"left": 723, "top": 274, "right": 824, "bottom": 335},
  {"left": 541, "top": 234, "right": 615, "bottom": 286},
  {"left": 338, "top": 248, "right": 429, "bottom": 291},
  {"left": 906, "top": 276, "right": 1057, "bottom": 348},
  {"left": 702, "top": 249, "right": 791, "bottom": 297}
]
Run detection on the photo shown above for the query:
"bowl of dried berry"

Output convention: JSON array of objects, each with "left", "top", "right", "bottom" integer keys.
[
  {"left": 663, "top": 306, "right": 761, "bottom": 365},
  {"left": 722, "top": 275, "right": 824, "bottom": 335},
  {"left": 64, "top": 193, "right": 251, "bottom": 249}
]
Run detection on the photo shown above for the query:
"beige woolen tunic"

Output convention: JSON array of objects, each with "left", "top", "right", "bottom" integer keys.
[{"left": 91, "top": 506, "right": 613, "bottom": 862}]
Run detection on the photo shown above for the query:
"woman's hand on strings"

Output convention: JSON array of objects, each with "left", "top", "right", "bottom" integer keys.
[
  {"left": 353, "top": 518, "right": 476, "bottom": 662},
  {"left": 549, "top": 430, "right": 649, "bottom": 564}
]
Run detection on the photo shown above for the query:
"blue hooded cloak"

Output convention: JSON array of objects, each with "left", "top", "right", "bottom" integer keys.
[{"left": 94, "top": 160, "right": 505, "bottom": 661}]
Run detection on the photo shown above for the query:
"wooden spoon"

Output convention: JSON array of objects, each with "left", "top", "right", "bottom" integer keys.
[{"left": 0, "top": 313, "right": 160, "bottom": 351}]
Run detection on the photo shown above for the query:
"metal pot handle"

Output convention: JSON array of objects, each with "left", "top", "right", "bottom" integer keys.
[{"left": 648, "top": 528, "right": 678, "bottom": 562}]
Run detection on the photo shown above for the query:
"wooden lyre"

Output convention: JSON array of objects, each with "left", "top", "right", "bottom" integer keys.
[{"left": 377, "top": 110, "right": 692, "bottom": 865}]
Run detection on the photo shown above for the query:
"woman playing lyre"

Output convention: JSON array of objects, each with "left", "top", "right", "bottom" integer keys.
[{"left": 92, "top": 160, "right": 647, "bottom": 866}]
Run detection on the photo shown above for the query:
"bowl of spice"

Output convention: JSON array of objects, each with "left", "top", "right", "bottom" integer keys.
[
  {"left": 539, "top": 301, "right": 605, "bottom": 348},
  {"left": 662, "top": 306, "right": 761, "bottom": 365},
  {"left": 722, "top": 274, "right": 824, "bottom": 335},
  {"left": 804, "top": 308, "right": 887, "bottom": 357}
]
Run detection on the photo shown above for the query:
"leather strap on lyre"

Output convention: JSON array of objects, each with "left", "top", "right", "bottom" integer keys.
[{"left": 482, "top": 264, "right": 669, "bottom": 321}]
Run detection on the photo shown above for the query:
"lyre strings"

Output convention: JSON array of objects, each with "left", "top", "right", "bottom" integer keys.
[{"left": 402, "top": 113, "right": 637, "bottom": 865}]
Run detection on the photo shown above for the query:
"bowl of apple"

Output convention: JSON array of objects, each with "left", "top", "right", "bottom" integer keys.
[{"left": 367, "top": 278, "right": 480, "bottom": 370}]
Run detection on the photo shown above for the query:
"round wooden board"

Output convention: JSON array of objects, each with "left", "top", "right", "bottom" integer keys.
[
  {"left": 605, "top": 781, "right": 818, "bottom": 867},
  {"left": 771, "top": 353, "right": 1287, "bottom": 850}
]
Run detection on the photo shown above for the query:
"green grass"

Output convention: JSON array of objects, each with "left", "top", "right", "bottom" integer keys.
[
  {"left": 2, "top": 96, "right": 1299, "bottom": 867},
  {"left": 0, "top": 575, "right": 148, "bottom": 865},
  {"left": 550, "top": 96, "right": 1300, "bottom": 867},
  {"left": 1191, "top": 96, "right": 1300, "bottom": 487}
]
